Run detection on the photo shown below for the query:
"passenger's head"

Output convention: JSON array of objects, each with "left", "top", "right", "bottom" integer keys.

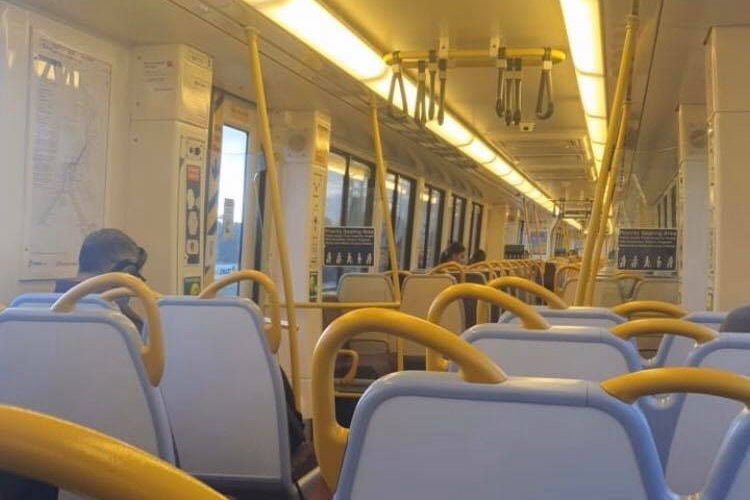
[
  {"left": 468, "top": 249, "right": 486, "bottom": 265},
  {"left": 440, "top": 242, "right": 466, "bottom": 264},
  {"left": 78, "top": 228, "right": 147, "bottom": 279},
  {"left": 719, "top": 305, "right": 750, "bottom": 333}
]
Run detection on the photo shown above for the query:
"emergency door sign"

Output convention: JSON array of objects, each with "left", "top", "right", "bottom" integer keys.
[
  {"left": 617, "top": 228, "right": 677, "bottom": 271},
  {"left": 324, "top": 227, "right": 375, "bottom": 267}
]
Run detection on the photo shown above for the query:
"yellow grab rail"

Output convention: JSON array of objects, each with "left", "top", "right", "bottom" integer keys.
[
  {"left": 428, "top": 284, "right": 550, "bottom": 371},
  {"left": 486, "top": 276, "right": 568, "bottom": 310},
  {"left": 199, "top": 270, "right": 283, "bottom": 354},
  {"left": 612, "top": 300, "right": 688, "bottom": 319},
  {"left": 334, "top": 349, "right": 360, "bottom": 385},
  {"left": 52, "top": 273, "right": 164, "bottom": 387},
  {"left": 610, "top": 318, "right": 717, "bottom": 345},
  {"left": 429, "top": 261, "right": 466, "bottom": 282},
  {"left": 0, "top": 405, "right": 224, "bottom": 499},
  {"left": 602, "top": 367, "right": 750, "bottom": 406},
  {"left": 575, "top": 13, "right": 639, "bottom": 305},
  {"left": 313, "top": 308, "right": 504, "bottom": 490},
  {"left": 247, "top": 29, "right": 301, "bottom": 405},
  {"left": 100, "top": 287, "right": 162, "bottom": 302}
]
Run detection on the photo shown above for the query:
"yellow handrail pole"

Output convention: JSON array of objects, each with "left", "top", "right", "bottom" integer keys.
[
  {"left": 370, "top": 97, "right": 404, "bottom": 371},
  {"left": 370, "top": 95, "right": 404, "bottom": 371},
  {"left": 585, "top": 100, "right": 632, "bottom": 305},
  {"left": 247, "top": 29, "right": 301, "bottom": 407},
  {"left": 575, "top": 13, "right": 639, "bottom": 305}
]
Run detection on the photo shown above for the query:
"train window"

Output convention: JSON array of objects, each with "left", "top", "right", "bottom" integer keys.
[
  {"left": 657, "top": 202, "right": 663, "bottom": 228},
  {"left": 379, "top": 172, "right": 415, "bottom": 271},
  {"left": 214, "top": 125, "right": 249, "bottom": 296},
  {"left": 323, "top": 150, "right": 375, "bottom": 290},
  {"left": 418, "top": 185, "right": 445, "bottom": 268},
  {"left": 468, "top": 202, "right": 484, "bottom": 256},
  {"left": 671, "top": 184, "right": 677, "bottom": 228},
  {"left": 450, "top": 195, "right": 467, "bottom": 244}
]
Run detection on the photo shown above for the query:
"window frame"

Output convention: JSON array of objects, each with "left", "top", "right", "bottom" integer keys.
[
  {"left": 382, "top": 170, "right": 416, "bottom": 271},
  {"left": 468, "top": 202, "right": 484, "bottom": 257},
  {"left": 419, "top": 184, "right": 445, "bottom": 268},
  {"left": 449, "top": 194, "right": 467, "bottom": 245}
]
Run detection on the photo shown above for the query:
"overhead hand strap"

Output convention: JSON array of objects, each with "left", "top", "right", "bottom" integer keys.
[
  {"left": 513, "top": 58, "right": 523, "bottom": 126},
  {"left": 428, "top": 283, "right": 550, "bottom": 371},
  {"left": 495, "top": 46, "right": 508, "bottom": 119},
  {"left": 387, "top": 51, "right": 409, "bottom": 116},
  {"left": 0, "top": 405, "right": 224, "bottom": 499},
  {"left": 427, "top": 50, "right": 438, "bottom": 120},
  {"left": 414, "top": 59, "right": 428, "bottom": 125},
  {"left": 602, "top": 367, "right": 750, "bottom": 406},
  {"left": 610, "top": 318, "right": 717, "bottom": 345},
  {"left": 437, "top": 58, "right": 448, "bottom": 124},
  {"left": 313, "top": 308, "right": 505, "bottom": 490},
  {"left": 535, "top": 47, "right": 554, "bottom": 119},
  {"left": 52, "top": 273, "right": 164, "bottom": 387},
  {"left": 199, "top": 269, "right": 283, "bottom": 354},
  {"left": 486, "top": 276, "right": 568, "bottom": 310},
  {"left": 612, "top": 300, "right": 688, "bottom": 319}
]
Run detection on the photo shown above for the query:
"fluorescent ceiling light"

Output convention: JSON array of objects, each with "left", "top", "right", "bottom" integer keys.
[
  {"left": 246, "top": 0, "right": 387, "bottom": 80},
  {"left": 503, "top": 171, "right": 524, "bottom": 186},
  {"left": 591, "top": 142, "right": 605, "bottom": 161},
  {"left": 587, "top": 116, "right": 608, "bottom": 144},
  {"left": 560, "top": 0, "right": 604, "bottom": 75},
  {"left": 564, "top": 218, "right": 583, "bottom": 230},
  {"left": 486, "top": 157, "right": 512, "bottom": 176},
  {"left": 460, "top": 139, "right": 496, "bottom": 164},
  {"left": 576, "top": 73, "right": 607, "bottom": 118},
  {"left": 517, "top": 180, "right": 534, "bottom": 194},
  {"left": 560, "top": 0, "right": 607, "bottom": 178},
  {"left": 426, "top": 115, "right": 473, "bottom": 147}
]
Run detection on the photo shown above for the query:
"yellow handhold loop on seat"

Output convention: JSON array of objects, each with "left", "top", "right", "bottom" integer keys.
[
  {"left": 610, "top": 318, "right": 717, "bottom": 345},
  {"left": 612, "top": 300, "right": 688, "bottom": 319},
  {"left": 486, "top": 276, "right": 568, "bottom": 310}
]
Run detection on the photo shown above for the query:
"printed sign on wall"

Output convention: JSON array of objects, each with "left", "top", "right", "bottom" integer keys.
[
  {"left": 324, "top": 227, "right": 375, "bottom": 267},
  {"left": 617, "top": 228, "right": 677, "bottom": 272}
]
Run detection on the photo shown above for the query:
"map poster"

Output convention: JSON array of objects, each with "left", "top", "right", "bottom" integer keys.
[{"left": 22, "top": 32, "right": 111, "bottom": 279}]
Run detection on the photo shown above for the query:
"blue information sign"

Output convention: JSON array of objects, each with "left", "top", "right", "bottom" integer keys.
[
  {"left": 617, "top": 228, "right": 677, "bottom": 272},
  {"left": 324, "top": 226, "right": 375, "bottom": 267}
]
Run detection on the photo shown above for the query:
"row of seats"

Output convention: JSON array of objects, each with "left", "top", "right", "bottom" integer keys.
[
  {"left": 314, "top": 308, "right": 750, "bottom": 499},
  {"left": 561, "top": 275, "right": 680, "bottom": 307},
  {"left": 2, "top": 272, "right": 312, "bottom": 499}
]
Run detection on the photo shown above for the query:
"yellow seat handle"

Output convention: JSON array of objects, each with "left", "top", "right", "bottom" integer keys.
[
  {"left": 427, "top": 283, "right": 550, "bottom": 371},
  {"left": 610, "top": 318, "right": 717, "bottom": 344},
  {"left": 334, "top": 349, "right": 360, "bottom": 385},
  {"left": 100, "top": 287, "right": 162, "bottom": 302},
  {"left": 612, "top": 300, "right": 688, "bottom": 319},
  {"left": 486, "top": 276, "right": 568, "bottom": 310},
  {"left": 602, "top": 367, "right": 750, "bottom": 406},
  {"left": 199, "top": 270, "right": 283, "bottom": 354},
  {"left": 313, "top": 308, "right": 505, "bottom": 491},
  {"left": 52, "top": 273, "right": 164, "bottom": 387},
  {"left": 429, "top": 262, "right": 466, "bottom": 282},
  {"left": 0, "top": 405, "right": 224, "bottom": 499}
]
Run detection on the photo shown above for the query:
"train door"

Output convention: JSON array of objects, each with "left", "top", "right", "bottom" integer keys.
[{"left": 205, "top": 91, "right": 264, "bottom": 298}]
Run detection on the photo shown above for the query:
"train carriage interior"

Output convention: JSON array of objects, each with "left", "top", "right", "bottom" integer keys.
[{"left": 2, "top": 0, "right": 750, "bottom": 498}]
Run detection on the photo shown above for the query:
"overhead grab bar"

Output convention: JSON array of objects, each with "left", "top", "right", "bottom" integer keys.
[{"left": 535, "top": 47, "right": 554, "bottom": 119}]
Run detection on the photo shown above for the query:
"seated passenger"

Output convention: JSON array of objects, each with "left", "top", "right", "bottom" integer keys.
[
  {"left": 439, "top": 241, "right": 466, "bottom": 264},
  {"left": 55, "top": 228, "right": 147, "bottom": 331},
  {"left": 468, "top": 249, "right": 486, "bottom": 265}
]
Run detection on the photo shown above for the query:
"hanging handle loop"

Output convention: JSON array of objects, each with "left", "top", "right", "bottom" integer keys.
[{"left": 536, "top": 47, "right": 555, "bottom": 120}]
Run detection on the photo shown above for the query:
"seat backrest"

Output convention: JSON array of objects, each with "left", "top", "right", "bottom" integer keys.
[
  {"left": 592, "top": 278, "right": 625, "bottom": 307},
  {"left": 561, "top": 277, "right": 578, "bottom": 305},
  {"left": 683, "top": 311, "right": 727, "bottom": 332},
  {"left": 704, "top": 409, "right": 750, "bottom": 500},
  {"left": 338, "top": 274, "right": 396, "bottom": 352},
  {"left": 498, "top": 306, "right": 626, "bottom": 328},
  {"left": 158, "top": 297, "right": 293, "bottom": 492},
  {"left": 400, "top": 275, "right": 463, "bottom": 355},
  {"left": 462, "top": 324, "right": 641, "bottom": 380},
  {"left": 450, "top": 271, "right": 486, "bottom": 328},
  {"left": 664, "top": 334, "right": 750, "bottom": 495},
  {"left": 335, "top": 372, "right": 669, "bottom": 500},
  {"left": 0, "top": 308, "right": 174, "bottom": 481},
  {"left": 633, "top": 279, "right": 679, "bottom": 303},
  {"left": 10, "top": 292, "right": 115, "bottom": 310}
]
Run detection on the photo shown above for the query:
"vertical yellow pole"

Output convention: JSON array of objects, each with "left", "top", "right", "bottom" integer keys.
[
  {"left": 370, "top": 97, "right": 404, "bottom": 370},
  {"left": 585, "top": 101, "right": 632, "bottom": 305},
  {"left": 247, "top": 29, "right": 301, "bottom": 407},
  {"left": 575, "top": 14, "right": 638, "bottom": 306}
]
